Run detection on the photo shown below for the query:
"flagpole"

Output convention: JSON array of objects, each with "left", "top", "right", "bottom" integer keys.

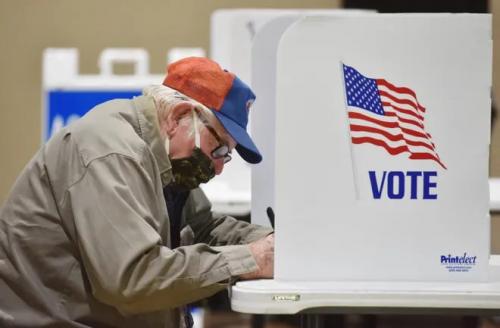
[{"left": 340, "top": 61, "right": 359, "bottom": 200}]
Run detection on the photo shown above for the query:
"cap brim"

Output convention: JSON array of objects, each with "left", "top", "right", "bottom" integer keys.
[{"left": 212, "top": 111, "right": 262, "bottom": 164}]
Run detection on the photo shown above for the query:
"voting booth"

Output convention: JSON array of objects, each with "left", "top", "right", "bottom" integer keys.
[
  {"left": 210, "top": 9, "right": 372, "bottom": 217},
  {"left": 274, "top": 13, "right": 493, "bottom": 283},
  {"left": 233, "top": 13, "right": 500, "bottom": 317},
  {"left": 249, "top": 10, "right": 375, "bottom": 227}
]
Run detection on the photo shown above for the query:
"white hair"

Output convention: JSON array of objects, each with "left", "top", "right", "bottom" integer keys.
[{"left": 142, "top": 84, "right": 214, "bottom": 125}]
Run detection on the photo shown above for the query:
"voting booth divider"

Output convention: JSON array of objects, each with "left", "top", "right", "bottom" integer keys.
[
  {"left": 274, "top": 13, "right": 493, "bottom": 282},
  {"left": 210, "top": 9, "right": 373, "bottom": 219},
  {"left": 234, "top": 13, "right": 500, "bottom": 315},
  {"left": 248, "top": 9, "right": 375, "bottom": 228}
]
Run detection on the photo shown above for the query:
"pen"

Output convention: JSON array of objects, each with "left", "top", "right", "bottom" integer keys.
[{"left": 266, "top": 207, "right": 275, "bottom": 229}]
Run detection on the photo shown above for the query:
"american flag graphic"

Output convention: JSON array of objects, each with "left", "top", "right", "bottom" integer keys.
[{"left": 342, "top": 64, "right": 446, "bottom": 169}]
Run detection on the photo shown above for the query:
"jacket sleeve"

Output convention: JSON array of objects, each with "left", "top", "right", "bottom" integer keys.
[
  {"left": 66, "top": 154, "right": 259, "bottom": 314},
  {"left": 182, "top": 188, "right": 274, "bottom": 246}
]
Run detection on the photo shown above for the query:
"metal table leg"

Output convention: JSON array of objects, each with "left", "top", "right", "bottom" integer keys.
[{"left": 300, "top": 314, "right": 322, "bottom": 328}]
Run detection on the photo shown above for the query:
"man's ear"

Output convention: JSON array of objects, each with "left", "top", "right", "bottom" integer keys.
[{"left": 163, "top": 101, "right": 194, "bottom": 137}]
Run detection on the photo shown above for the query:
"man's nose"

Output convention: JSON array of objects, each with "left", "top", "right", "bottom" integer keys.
[{"left": 214, "top": 158, "right": 225, "bottom": 175}]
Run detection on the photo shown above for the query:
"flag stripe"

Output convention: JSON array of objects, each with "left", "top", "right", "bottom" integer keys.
[
  {"left": 379, "top": 92, "right": 425, "bottom": 121},
  {"left": 409, "top": 153, "right": 447, "bottom": 169},
  {"left": 381, "top": 101, "right": 425, "bottom": 122},
  {"left": 348, "top": 110, "right": 434, "bottom": 145},
  {"left": 350, "top": 129, "right": 436, "bottom": 155},
  {"left": 376, "top": 78, "right": 426, "bottom": 113},
  {"left": 379, "top": 90, "right": 422, "bottom": 114},
  {"left": 383, "top": 105, "right": 432, "bottom": 139},
  {"left": 349, "top": 111, "right": 436, "bottom": 150},
  {"left": 381, "top": 100, "right": 424, "bottom": 121},
  {"left": 384, "top": 111, "right": 425, "bottom": 130},
  {"left": 349, "top": 124, "right": 436, "bottom": 152},
  {"left": 349, "top": 121, "right": 437, "bottom": 152},
  {"left": 352, "top": 136, "right": 445, "bottom": 169}
]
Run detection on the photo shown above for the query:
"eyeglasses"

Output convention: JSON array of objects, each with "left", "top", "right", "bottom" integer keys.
[{"left": 194, "top": 110, "right": 232, "bottom": 164}]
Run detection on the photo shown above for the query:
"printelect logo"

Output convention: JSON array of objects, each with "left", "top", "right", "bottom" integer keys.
[
  {"left": 440, "top": 253, "right": 477, "bottom": 273},
  {"left": 440, "top": 253, "right": 477, "bottom": 265}
]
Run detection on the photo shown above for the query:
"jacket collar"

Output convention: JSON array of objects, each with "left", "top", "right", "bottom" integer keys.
[{"left": 132, "top": 95, "right": 173, "bottom": 187}]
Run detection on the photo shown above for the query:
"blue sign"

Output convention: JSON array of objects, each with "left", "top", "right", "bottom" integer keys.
[{"left": 45, "top": 90, "right": 141, "bottom": 141}]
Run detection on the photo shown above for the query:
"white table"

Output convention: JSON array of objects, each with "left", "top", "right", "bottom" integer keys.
[
  {"left": 231, "top": 257, "right": 500, "bottom": 327},
  {"left": 232, "top": 280, "right": 500, "bottom": 314},
  {"left": 232, "top": 180, "right": 500, "bottom": 327}
]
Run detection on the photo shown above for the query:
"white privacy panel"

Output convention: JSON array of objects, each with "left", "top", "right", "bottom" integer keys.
[{"left": 273, "top": 14, "right": 493, "bottom": 282}]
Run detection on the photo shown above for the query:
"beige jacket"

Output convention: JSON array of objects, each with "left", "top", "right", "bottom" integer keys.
[{"left": 0, "top": 95, "right": 272, "bottom": 327}]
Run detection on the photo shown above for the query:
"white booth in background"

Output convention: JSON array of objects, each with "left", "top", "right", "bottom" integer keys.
[
  {"left": 232, "top": 13, "right": 500, "bottom": 316},
  {"left": 42, "top": 47, "right": 258, "bottom": 216},
  {"left": 210, "top": 8, "right": 372, "bottom": 217},
  {"left": 210, "top": 9, "right": 298, "bottom": 216}
]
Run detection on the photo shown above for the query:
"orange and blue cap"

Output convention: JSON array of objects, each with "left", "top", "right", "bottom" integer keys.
[{"left": 163, "top": 57, "right": 262, "bottom": 163}]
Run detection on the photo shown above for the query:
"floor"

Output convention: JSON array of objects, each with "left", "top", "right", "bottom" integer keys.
[{"left": 201, "top": 312, "right": 500, "bottom": 328}]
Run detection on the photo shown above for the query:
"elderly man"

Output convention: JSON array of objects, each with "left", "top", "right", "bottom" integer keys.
[{"left": 0, "top": 57, "right": 274, "bottom": 327}]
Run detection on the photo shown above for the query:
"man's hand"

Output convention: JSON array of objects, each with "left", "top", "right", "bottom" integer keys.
[{"left": 240, "top": 234, "right": 274, "bottom": 280}]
